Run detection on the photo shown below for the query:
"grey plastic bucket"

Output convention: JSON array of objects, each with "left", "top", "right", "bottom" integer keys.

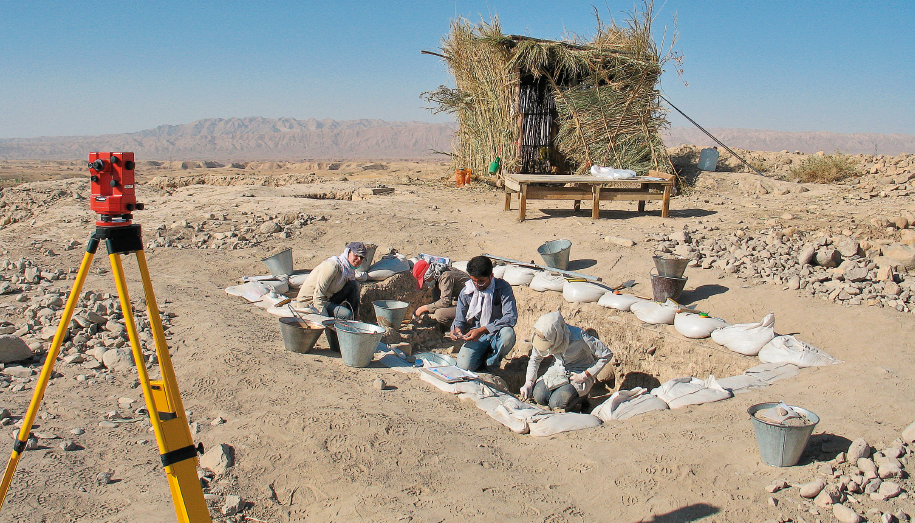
[
  {"left": 538, "top": 239, "right": 572, "bottom": 270},
  {"left": 334, "top": 320, "right": 385, "bottom": 367},
  {"left": 262, "top": 248, "right": 293, "bottom": 276},
  {"left": 372, "top": 300, "right": 409, "bottom": 330},
  {"left": 279, "top": 317, "right": 323, "bottom": 354},
  {"left": 650, "top": 270, "right": 687, "bottom": 302},
  {"left": 652, "top": 256, "right": 689, "bottom": 278},
  {"left": 748, "top": 403, "right": 820, "bottom": 467}
]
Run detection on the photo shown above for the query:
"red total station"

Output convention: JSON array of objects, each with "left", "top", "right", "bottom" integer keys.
[{"left": 88, "top": 152, "right": 144, "bottom": 226}]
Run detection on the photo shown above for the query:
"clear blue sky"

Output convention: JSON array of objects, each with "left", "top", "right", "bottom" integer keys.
[{"left": 1, "top": 1, "right": 912, "bottom": 139}]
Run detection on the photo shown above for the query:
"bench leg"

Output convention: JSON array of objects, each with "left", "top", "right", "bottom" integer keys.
[
  {"left": 519, "top": 184, "right": 527, "bottom": 222},
  {"left": 637, "top": 200, "right": 646, "bottom": 213},
  {"left": 573, "top": 200, "right": 581, "bottom": 212},
  {"left": 591, "top": 186, "right": 601, "bottom": 219},
  {"left": 504, "top": 189, "right": 512, "bottom": 211},
  {"left": 661, "top": 186, "right": 671, "bottom": 218}
]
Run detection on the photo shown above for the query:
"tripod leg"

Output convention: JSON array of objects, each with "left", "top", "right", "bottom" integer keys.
[
  {"left": 109, "top": 252, "right": 211, "bottom": 523},
  {"left": 0, "top": 240, "right": 98, "bottom": 508}
]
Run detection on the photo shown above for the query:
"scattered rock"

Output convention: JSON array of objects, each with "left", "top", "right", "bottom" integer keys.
[
  {"left": 606, "top": 236, "right": 636, "bottom": 247},
  {"left": 833, "top": 504, "right": 861, "bottom": 523},
  {"left": 847, "top": 438, "right": 871, "bottom": 462},
  {"left": 372, "top": 378, "right": 386, "bottom": 391},
  {"left": 96, "top": 471, "right": 113, "bottom": 485},
  {"left": 799, "top": 478, "right": 826, "bottom": 498},
  {"left": 0, "top": 336, "right": 33, "bottom": 363},
  {"left": 903, "top": 420, "right": 915, "bottom": 444},
  {"left": 221, "top": 494, "right": 243, "bottom": 516},
  {"left": 60, "top": 440, "right": 77, "bottom": 451},
  {"left": 200, "top": 443, "right": 235, "bottom": 475}
]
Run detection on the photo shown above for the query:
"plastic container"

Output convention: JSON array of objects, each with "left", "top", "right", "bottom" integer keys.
[
  {"left": 279, "top": 317, "right": 323, "bottom": 354},
  {"left": 455, "top": 169, "right": 465, "bottom": 187},
  {"left": 537, "top": 239, "right": 572, "bottom": 270},
  {"left": 650, "top": 270, "right": 687, "bottom": 302},
  {"left": 698, "top": 147, "right": 719, "bottom": 171},
  {"left": 652, "top": 256, "right": 689, "bottom": 278},
  {"left": 334, "top": 320, "right": 385, "bottom": 367},
  {"left": 488, "top": 157, "right": 501, "bottom": 174},
  {"left": 748, "top": 403, "right": 819, "bottom": 467},
  {"left": 262, "top": 248, "right": 293, "bottom": 276},
  {"left": 372, "top": 300, "right": 409, "bottom": 330}
]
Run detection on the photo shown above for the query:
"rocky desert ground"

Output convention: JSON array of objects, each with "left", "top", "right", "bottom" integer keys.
[{"left": 0, "top": 148, "right": 912, "bottom": 522}]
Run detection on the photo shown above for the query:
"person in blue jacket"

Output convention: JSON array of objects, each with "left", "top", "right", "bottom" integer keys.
[{"left": 448, "top": 256, "right": 517, "bottom": 371}]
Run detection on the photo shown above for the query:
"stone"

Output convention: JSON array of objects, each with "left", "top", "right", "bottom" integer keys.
[
  {"left": 766, "top": 479, "right": 789, "bottom": 493},
  {"left": 69, "top": 428, "right": 85, "bottom": 435},
  {"left": 200, "top": 443, "right": 234, "bottom": 475},
  {"left": 895, "top": 510, "right": 910, "bottom": 523},
  {"left": 96, "top": 472, "right": 113, "bottom": 485},
  {"left": 98, "top": 421, "right": 117, "bottom": 428},
  {"left": 883, "top": 244, "right": 915, "bottom": 269},
  {"left": 221, "top": 494, "right": 243, "bottom": 516},
  {"left": 874, "top": 481, "right": 901, "bottom": 500},
  {"left": 372, "top": 378, "right": 385, "bottom": 390},
  {"left": 0, "top": 336, "right": 33, "bottom": 363},
  {"left": 815, "top": 248, "right": 842, "bottom": 268},
  {"left": 878, "top": 461, "right": 902, "bottom": 479},
  {"left": 85, "top": 311, "right": 106, "bottom": 324},
  {"left": 814, "top": 484, "right": 842, "bottom": 507},
  {"left": 836, "top": 238, "right": 860, "bottom": 258},
  {"left": 101, "top": 348, "right": 134, "bottom": 372},
  {"left": 670, "top": 230, "right": 690, "bottom": 243},
  {"left": 60, "top": 440, "right": 77, "bottom": 451},
  {"left": 798, "top": 244, "right": 816, "bottom": 266},
  {"left": 606, "top": 236, "right": 636, "bottom": 247},
  {"left": 857, "top": 457, "right": 877, "bottom": 474},
  {"left": 902, "top": 420, "right": 915, "bottom": 444},
  {"left": 258, "top": 221, "right": 281, "bottom": 234},
  {"left": 847, "top": 438, "right": 871, "bottom": 461},
  {"left": 833, "top": 504, "right": 861, "bottom": 523},
  {"left": 799, "top": 478, "right": 826, "bottom": 498},
  {"left": 767, "top": 496, "right": 778, "bottom": 507},
  {"left": 4, "top": 366, "right": 33, "bottom": 378},
  {"left": 844, "top": 267, "right": 869, "bottom": 282},
  {"left": 787, "top": 276, "right": 801, "bottom": 290},
  {"left": 104, "top": 320, "right": 125, "bottom": 336}
]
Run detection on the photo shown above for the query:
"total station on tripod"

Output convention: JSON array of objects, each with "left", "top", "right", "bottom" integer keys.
[{"left": 87, "top": 151, "right": 145, "bottom": 226}]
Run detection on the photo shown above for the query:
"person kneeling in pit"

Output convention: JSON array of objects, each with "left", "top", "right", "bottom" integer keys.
[
  {"left": 295, "top": 242, "right": 366, "bottom": 319},
  {"left": 520, "top": 311, "right": 613, "bottom": 412},
  {"left": 411, "top": 260, "right": 470, "bottom": 327},
  {"left": 448, "top": 256, "right": 517, "bottom": 371}
]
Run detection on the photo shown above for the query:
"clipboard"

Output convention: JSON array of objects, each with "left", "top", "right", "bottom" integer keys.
[{"left": 419, "top": 365, "right": 478, "bottom": 383}]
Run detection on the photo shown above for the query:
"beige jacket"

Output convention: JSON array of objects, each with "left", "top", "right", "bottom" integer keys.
[{"left": 296, "top": 258, "right": 347, "bottom": 311}]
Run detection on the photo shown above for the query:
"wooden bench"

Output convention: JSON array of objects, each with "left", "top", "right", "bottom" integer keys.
[{"left": 503, "top": 170, "right": 675, "bottom": 221}]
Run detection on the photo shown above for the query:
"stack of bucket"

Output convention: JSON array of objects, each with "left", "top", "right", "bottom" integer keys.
[
  {"left": 455, "top": 168, "right": 471, "bottom": 187},
  {"left": 651, "top": 256, "right": 689, "bottom": 302}
]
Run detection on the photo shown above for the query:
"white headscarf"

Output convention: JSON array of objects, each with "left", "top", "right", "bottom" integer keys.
[
  {"left": 329, "top": 247, "right": 357, "bottom": 287},
  {"left": 463, "top": 278, "right": 494, "bottom": 326},
  {"left": 532, "top": 311, "right": 571, "bottom": 356}
]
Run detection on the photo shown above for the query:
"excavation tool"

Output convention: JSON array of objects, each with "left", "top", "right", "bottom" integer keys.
[
  {"left": 482, "top": 253, "right": 601, "bottom": 281},
  {"left": 0, "top": 152, "right": 212, "bottom": 522}
]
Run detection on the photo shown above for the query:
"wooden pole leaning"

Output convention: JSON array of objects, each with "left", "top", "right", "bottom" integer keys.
[{"left": 0, "top": 224, "right": 212, "bottom": 523}]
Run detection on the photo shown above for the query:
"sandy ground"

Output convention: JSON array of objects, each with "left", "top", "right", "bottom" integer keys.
[{"left": 0, "top": 159, "right": 913, "bottom": 523}]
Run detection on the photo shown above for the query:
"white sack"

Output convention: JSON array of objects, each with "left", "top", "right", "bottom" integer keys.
[
  {"left": 651, "top": 375, "right": 732, "bottom": 409},
  {"left": 590, "top": 165, "right": 637, "bottom": 179},
  {"left": 715, "top": 374, "right": 766, "bottom": 394},
  {"left": 528, "top": 412, "right": 602, "bottom": 437},
  {"left": 502, "top": 266, "right": 536, "bottom": 286},
  {"left": 452, "top": 260, "right": 469, "bottom": 273},
  {"left": 288, "top": 272, "right": 310, "bottom": 288},
  {"left": 562, "top": 281, "right": 607, "bottom": 303},
  {"left": 530, "top": 272, "right": 566, "bottom": 292},
  {"left": 630, "top": 299, "right": 679, "bottom": 325},
  {"left": 758, "top": 335, "right": 841, "bottom": 367},
  {"left": 591, "top": 387, "right": 670, "bottom": 422},
  {"left": 710, "top": 312, "right": 775, "bottom": 356},
  {"left": 366, "top": 255, "right": 411, "bottom": 281},
  {"left": 674, "top": 312, "right": 729, "bottom": 339},
  {"left": 492, "top": 265, "right": 508, "bottom": 279},
  {"left": 598, "top": 292, "right": 648, "bottom": 311}
]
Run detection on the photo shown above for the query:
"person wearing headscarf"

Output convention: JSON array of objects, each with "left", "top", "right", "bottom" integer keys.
[
  {"left": 295, "top": 242, "right": 366, "bottom": 319},
  {"left": 449, "top": 256, "right": 517, "bottom": 371},
  {"left": 520, "top": 311, "right": 613, "bottom": 411},
  {"left": 411, "top": 260, "right": 471, "bottom": 327}
]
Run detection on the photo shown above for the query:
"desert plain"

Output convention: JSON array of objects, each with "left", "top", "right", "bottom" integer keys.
[{"left": 0, "top": 148, "right": 912, "bottom": 522}]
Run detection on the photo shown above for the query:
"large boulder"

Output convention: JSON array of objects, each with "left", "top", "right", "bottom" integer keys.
[
  {"left": 883, "top": 244, "right": 915, "bottom": 269},
  {"left": 0, "top": 336, "right": 33, "bottom": 363}
]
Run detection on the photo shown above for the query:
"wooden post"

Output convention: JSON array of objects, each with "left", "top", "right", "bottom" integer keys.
[
  {"left": 637, "top": 200, "right": 646, "bottom": 213},
  {"left": 661, "top": 185, "right": 671, "bottom": 218},
  {"left": 504, "top": 188, "right": 512, "bottom": 211},
  {"left": 519, "top": 184, "right": 528, "bottom": 222},
  {"left": 591, "top": 186, "right": 601, "bottom": 219}
]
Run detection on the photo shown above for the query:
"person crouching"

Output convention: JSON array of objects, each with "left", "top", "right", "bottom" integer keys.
[
  {"left": 448, "top": 256, "right": 517, "bottom": 371},
  {"left": 520, "top": 311, "right": 613, "bottom": 412},
  {"left": 295, "top": 242, "right": 366, "bottom": 319},
  {"left": 411, "top": 260, "right": 471, "bottom": 327}
]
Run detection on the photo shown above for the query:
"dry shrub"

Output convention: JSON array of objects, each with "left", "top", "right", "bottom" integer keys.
[{"left": 790, "top": 152, "right": 859, "bottom": 183}]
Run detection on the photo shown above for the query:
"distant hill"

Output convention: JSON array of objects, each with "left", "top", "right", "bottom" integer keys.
[
  {"left": 0, "top": 117, "right": 457, "bottom": 161},
  {"left": 1, "top": 117, "right": 911, "bottom": 160},
  {"left": 662, "top": 126, "right": 915, "bottom": 155}
]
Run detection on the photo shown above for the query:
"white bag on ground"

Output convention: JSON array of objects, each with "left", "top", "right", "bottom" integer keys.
[
  {"left": 674, "top": 312, "right": 729, "bottom": 339},
  {"left": 367, "top": 255, "right": 411, "bottom": 281},
  {"left": 598, "top": 292, "right": 648, "bottom": 311},
  {"left": 493, "top": 265, "right": 508, "bottom": 279},
  {"left": 528, "top": 412, "right": 602, "bottom": 437},
  {"left": 630, "top": 299, "right": 679, "bottom": 325},
  {"left": 651, "top": 375, "right": 732, "bottom": 409},
  {"left": 502, "top": 266, "right": 536, "bottom": 286},
  {"left": 758, "top": 335, "right": 841, "bottom": 367},
  {"left": 530, "top": 272, "right": 566, "bottom": 292},
  {"left": 563, "top": 281, "right": 608, "bottom": 303},
  {"left": 710, "top": 312, "right": 775, "bottom": 356},
  {"left": 591, "top": 387, "right": 670, "bottom": 422},
  {"left": 452, "top": 260, "right": 468, "bottom": 273}
]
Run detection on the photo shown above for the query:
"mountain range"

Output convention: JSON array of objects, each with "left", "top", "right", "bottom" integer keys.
[{"left": 0, "top": 117, "right": 911, "bottom": 160}]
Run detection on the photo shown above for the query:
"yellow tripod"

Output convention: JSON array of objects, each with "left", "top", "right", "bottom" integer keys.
[{"left": 0, "top": 224, "right": 212, "bottom": 522}]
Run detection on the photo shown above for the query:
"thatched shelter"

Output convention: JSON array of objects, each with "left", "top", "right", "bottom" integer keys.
[{"left": 423, "top": 6, "right": 677, "bottom": 180}]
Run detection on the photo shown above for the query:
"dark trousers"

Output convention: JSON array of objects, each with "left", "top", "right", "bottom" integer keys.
[
  {"left": 322, "top": 280, "right": 360, "bottom": 319},
  {"left": 533, "top": 381, "right": 583, "bottom": 412}
]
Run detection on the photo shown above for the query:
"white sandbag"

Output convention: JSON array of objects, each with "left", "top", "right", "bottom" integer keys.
[
  {"left": 530, "top": 271, "right": 565, "bottom": 292},
  {"left": 630, "top": 299, "right": 679, "bottom": 325},
  {"left": 592, "top": 387, "right": 670, "bottom": 421},
  {"left": 710, "top": 312, "right": 775, "bottom": 356},
  {"left": 651, "top": 375, "right": 732, "bottom": 409},
  {"left": 492, "top": 265, "right": 508, "bottom": 279},
  {"left": 598, "top": 292, "right": 648, "bottom": 311},
  {"left": 452, "top": 260, "right": 468, "bottom": 273},
  {"left": 528, "top": 412, "right": 602, "bottom": 437},
  {"left": 674, "top": 312, "right": 729, "bottom": 339},
  {"left": 366, "top": 255, "right": 411, "bottom": 281},
  {"left": 502, "top": 266, "right": 536, "bottom": 286},
  {"left": 562, "top": 281, "right": 607, "bottom": 303},
  {"left": 715, "top": 374, "right": 766, "bottom": 394},
  {"left": 288, "top": 272, "right": 310, "bottom": 288},
  {"left": 758, "top": 335, "right": 841, "bottom": 367}
]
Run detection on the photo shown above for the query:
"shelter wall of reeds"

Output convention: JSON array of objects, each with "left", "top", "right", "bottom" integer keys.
[{"left": 424, "top": 9, "right": 676, "bottom": 180}]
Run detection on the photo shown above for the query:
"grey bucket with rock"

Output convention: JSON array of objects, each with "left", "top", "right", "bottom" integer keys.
[
  {"left": 372, "top": 300, "right": 409, "bottom": 330},
  {"left": 334, "top": 320, "right": 385, "bottom": 367},
  {"left": 748, "top": 402, "right": 820, "bottom": 467},
  {"left": 279, "top": 317, "right": 324, "bottom": 354},
  {"left": 538, "top": 239, "right": 572, "bottom": 270},
  {"left": 263, "top": 248, "right": 293, "bottom": 276}
]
